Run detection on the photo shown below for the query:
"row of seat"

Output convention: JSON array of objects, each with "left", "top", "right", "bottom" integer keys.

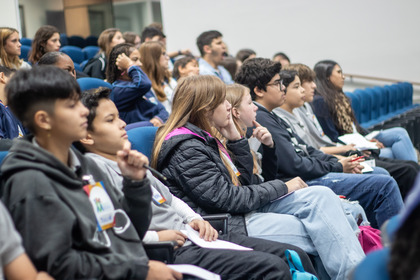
[
  {"left": 345, "top": 82, "right": 419, "bottom": 129},
  {"left": 19, "top": 45, "right": 100, "bottom": 72},
  {"left": 20, "top": 34, "right": 98, "bottom": 48}
]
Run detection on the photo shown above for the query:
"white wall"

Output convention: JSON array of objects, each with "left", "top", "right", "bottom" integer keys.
[
  {"left": 0, "top": 0, "right": 21, "bottom": 33},
  {"left": 161, "top": 0, "right": 420, "bottom": 83},
  {"left": 18, "top": 0, "right": 63, "bottom": 37}
]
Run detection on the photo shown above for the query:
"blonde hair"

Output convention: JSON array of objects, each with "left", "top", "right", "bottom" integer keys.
[
  {"left": 0, "top": 28, "right": 22, "bottom": 69},
  {"left": 152, "top": 75, "right": 240, "bottom": 186},
  {"left": 226, "top": 84, "right": 260, "bottom": 175},
  {"left": 140, "top": 41, "right": 170, "bottom": 102}
]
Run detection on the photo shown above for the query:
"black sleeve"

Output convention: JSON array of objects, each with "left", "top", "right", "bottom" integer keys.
[
  {"left": 121, "top": 177, "right": 152, "bottom": 239},
  {"left": 256, "top": 110, "right": 343, "bottom": 181},
  {"left": 226, "top": 138, "right": 254, "bottom": 185}
]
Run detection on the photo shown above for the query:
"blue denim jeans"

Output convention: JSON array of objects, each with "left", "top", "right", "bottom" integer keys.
[
  {"left": 306, "top": 172, "right": 404, "bottom": 228},
  {"left": 245, "top": 186, "right": 365, "bottom": 280},
  {"left": 376, "top": 127, "right": 417, "bottom": 162}
]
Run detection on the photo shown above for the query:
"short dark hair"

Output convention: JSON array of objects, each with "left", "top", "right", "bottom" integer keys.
[
  {"left": 273, "top": 52, "right": 290, "bottom": 63},
  {"left": 219, "top": 56, "right": 237, "bottom": 80},
  {"left": 279, "top": 69, "right": 298, "bottom": 93},
  {"left": 235, "top": 58, "right": 281, "bottom": 100},
  {"left": 38, "top": 51, "right": 67, "bottom": 66},
  {"left": 172, "top": 55, "right": 196, "bottom": 80},
  {"left": 140, "top": 27, "right": 164, "bottom": 43},
  {"left": 80, "top": 87, "right": 111, "bottom": 131},
  {"left": 0, "top": 65, "right": 15, "bottom": 77},
  {"left": 5, "top": 66, "right": 81, "bottom": 133},
  {"left": 123, "top": 31, "right": 139, "bottom": 45},
  {"left": 196, "top": 30, "right": 222, "bottom": 57},
  {"left": 236, "top": 49, "right": 256, "bottom": 63}
]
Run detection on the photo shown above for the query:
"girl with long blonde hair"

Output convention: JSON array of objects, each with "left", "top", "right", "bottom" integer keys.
[
  {"left": 153, "top": 75, "right": 366, "bottom": 280},
  {"left": 0, "top": 27, "right": 31, "bottom": 70}
]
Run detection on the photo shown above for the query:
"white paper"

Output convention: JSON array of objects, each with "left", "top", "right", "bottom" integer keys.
[
  {"left": 364, "top": 130, "right": 381, "bottom": 141},
  {"left": 248, "top": 136, "right": 261, "bottom": 153},
  {"left": 183, "top": 225, "right": 253, "bottom": 251},
  {"left": 360, "top": 161, "right": 374, "bottom": 173},
  {"left": 168, "top": 264, "right": 221, "bottom": 280},
  {"left": 338, "top": 133, "right": 378, "bottom": 150}
]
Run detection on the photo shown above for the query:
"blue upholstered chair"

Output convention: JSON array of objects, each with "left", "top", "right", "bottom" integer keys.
[
  {"left": 19, "top": 45, "right": 31, "bottom": 61},
  {"left": 77, "top": 77, "right": 112, "bottom": 91},
  {"left": 20, "top": 37, "right": 32, "bottom": 46},
  {"left": 126, "top": 126, "right": 158, "bottom": 160},
  {"left": 60, "top": 46, "right": 85, "bottom": 64},
  {"left": 82, "top": 46, "right": 100, "bottom": 60},
  {"left": 68, "top": 35, "right": 86, "bottom": 48}
]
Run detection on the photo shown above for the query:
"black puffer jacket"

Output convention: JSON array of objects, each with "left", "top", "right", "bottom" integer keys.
[{"left": 157, "top": 122, "right": 287, "bottom": 235}]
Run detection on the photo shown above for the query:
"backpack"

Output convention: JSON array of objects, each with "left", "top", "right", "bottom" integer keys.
[
  {"left": 358, "top": 225, "right": 383, "bottom": 254},
  {"left": 285, "top": 249, "right": 318, "bottom": 280}
]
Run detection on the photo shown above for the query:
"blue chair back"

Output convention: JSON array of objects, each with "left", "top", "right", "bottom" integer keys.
[
  {"left": 74, "top": 63, "right": 82, "bottom": 72},
  {"left": 80, "top": 59, "right": 89, "bottom": 70},
  {"left": 127, "top": 126, "right": 159, "bottom": 160},
  {"left": 20, "top": 37, "right": 32, "bottom": 46},
  {"left": 351, "top": 248, "right": 391, "bottom": 280},
  {"left": 346, "top": 91, "right": 361, "bottom": 122},
  {"left": 19, "top": 45, "right": 31, "bottom": 61},
  {"left": 60, "top": 46, "right": 85, "bottom": 64},
  {"left": 386, "top": 85, "right": 397, "bottom": 113},
  {"left": 68, "top": 35, "right": 86, "bottom": 48},
  {"left": 77, "top": 77, "right": 112, "bottom": 91},
  {"left": 82, "top": 46, "right": 100, "bottom": 60},
  {"left": 355, "top": 89, "right": 371, "bottom": 125},
  {"left": 60, "top": 33, "right": 68, "bottom": 46},
  {"left": 85, "top": 35, "right": 99, "bottom": 47},
  {"left": 365, "top": 88, "right": 380, "bottom": 121}
]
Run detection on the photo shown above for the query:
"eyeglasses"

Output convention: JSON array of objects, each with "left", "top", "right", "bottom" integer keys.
[{"left": 267, "top": 79, "right": 284, "bottom": 90}]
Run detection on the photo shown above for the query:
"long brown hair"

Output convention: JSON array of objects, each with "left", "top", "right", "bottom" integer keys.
[
  {"left": 140, "top": 41, "right": 169, "bottom": 102},
  {"left": 98, "top": 28, "right": 121, "bottom": 58},
  {"left": 226, "top": 84, "right": 260, "bottom": 175},
  {"left": 28, "top": 25, "right": 59, "bottom": 64},
  {"left": 152, "top": 75, "right": 240, "bottom": 185},
  {"left": 0, "top": 28, "right": 22, "bottom": 69}
]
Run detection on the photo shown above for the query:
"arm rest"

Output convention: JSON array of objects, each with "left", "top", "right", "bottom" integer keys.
[
  {"left": 202, "top": 213, "right": 231, "bottom": 235},
  {"left": 143, "top": 240, "right": 178, "bottom": 264}
]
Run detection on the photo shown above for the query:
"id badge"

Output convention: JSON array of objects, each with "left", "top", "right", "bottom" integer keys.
[
  {"left": 83, "top": 181, "right": 115, "bottom": 231},
  {"left": 152, "top": 187, "right": 166, "bottom": 205}
]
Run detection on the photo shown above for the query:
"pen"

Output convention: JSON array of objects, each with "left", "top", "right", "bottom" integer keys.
[
  {"left": 350, "top": 156, "right": 364, "bottom": 162},
  {"left": 144, "top": 164, "right": 167, "bottom": 181}
]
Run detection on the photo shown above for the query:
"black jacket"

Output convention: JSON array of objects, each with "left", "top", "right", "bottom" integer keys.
[
  {"left": 1, "top": 136, "right": 152, "bottom": 279},
  {"left": 157, "top": 122, "right": 287, "bottom": 235},
  {"left": 255, "top": 103, "right": 343, "bottom": 182}
]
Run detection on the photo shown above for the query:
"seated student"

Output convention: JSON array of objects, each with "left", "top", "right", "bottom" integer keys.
[
  {"left": 272, "top": 52, "right": 291, "bottom": 67},
  {"left": 235, "top": 58, "right": 404, "bottom": 229},
  {"left": 196, "top": 30, "right": 234, "bottom": 84},
  {"left": 172, "top": 56, "right": 200, "bottom": 81},
  {"left": 140, "top": 41, "right": 177, "bottom": 113},
  {"left": 312, "top": 60, "right": 418, "bottom": 163},
  {"left": 0, "top": 201, "right": 53, "bottom": 280},
  {"left": 83, "top": 28, "right": 125, "bottom": 80},
  {"left": 107, "top": 43, "right": 168, "bottom": 126},
  {"left": 0, "top": 66, "right": 180, "bottom": 279},
  {"left": 281, "top": 63, "right": 420, "bottom": 199},
  {"left": 38, "top": 52, "right": 76, "bottom": 79},
  {"left": 78, "top": 87, "right": 318, "bottom": 279},
  {"left": 273, "top": 69, "right": 389, "bottom": 175},
  {"left": 152, "top": 75, "right": 366, "bottom": 280},
  {"left": 0, "top": 66, "right": 24, "bottom": 139},
  {"left": 0, "top": 28, "right": 31, "bottom": 70},
  {"left": 28, "top": 25, "right": 61, "bottom": 65},
  {"left": 123, "top": 31, "right": 141, "bottom": 49}
]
